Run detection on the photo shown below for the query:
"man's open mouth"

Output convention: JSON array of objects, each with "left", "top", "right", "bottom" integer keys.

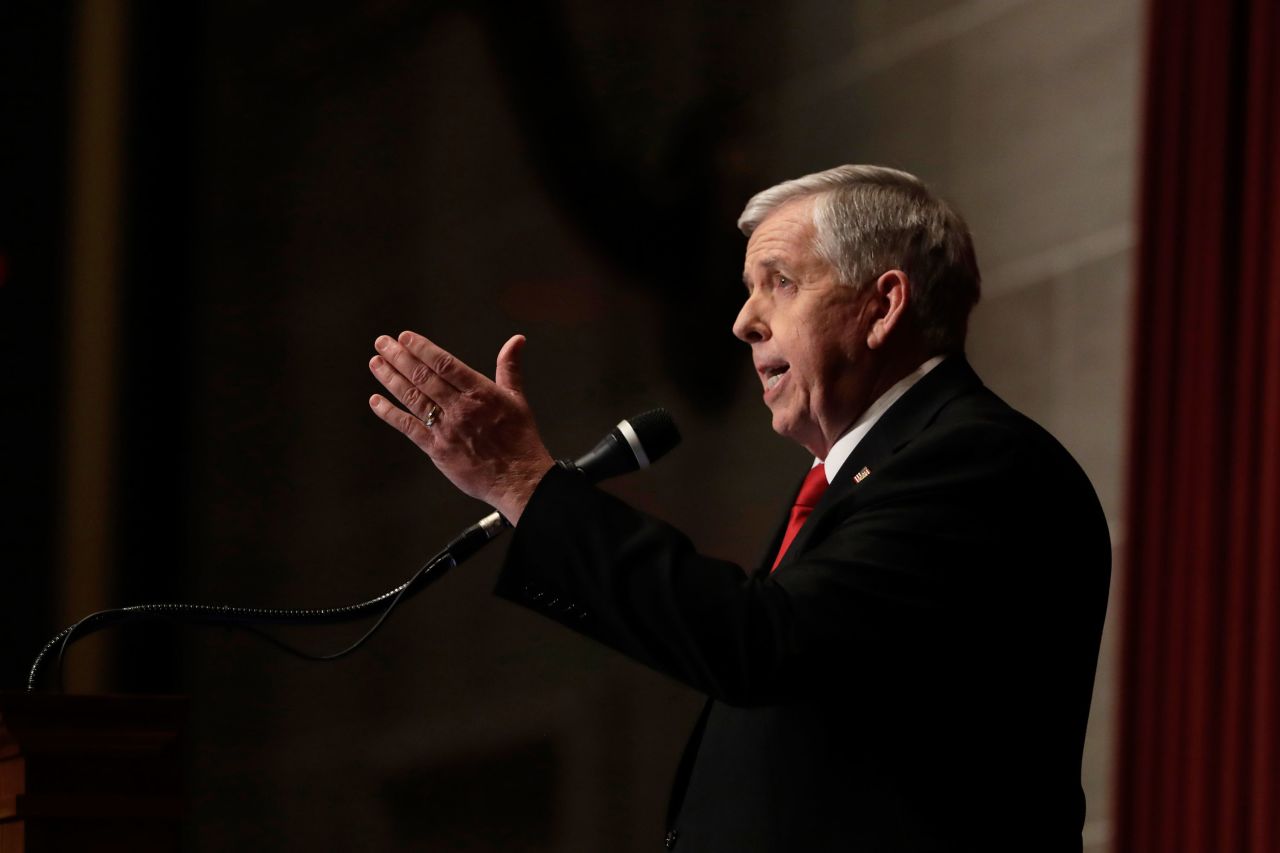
[{"left": 765, "top": 364, "right": 790, "bottom": 390}]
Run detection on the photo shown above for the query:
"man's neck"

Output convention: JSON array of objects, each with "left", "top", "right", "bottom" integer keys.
[
  {"left": 863, "top": 346, "right": 937, "bottom": 414},
  {"left": 810, "top": 345, "right": 936, "bottom": 458},
  {"left": 819, "top": 354, "right": 946, "bottom": 477}
]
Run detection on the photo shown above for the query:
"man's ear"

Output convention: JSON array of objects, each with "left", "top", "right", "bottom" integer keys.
[{"left": 866, "top": 269, "right": 911, "bottom": 350}]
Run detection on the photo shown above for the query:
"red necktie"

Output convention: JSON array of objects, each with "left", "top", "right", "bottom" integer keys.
[{"left": 770, "top": 465, "right": 829, "bottom": 572}]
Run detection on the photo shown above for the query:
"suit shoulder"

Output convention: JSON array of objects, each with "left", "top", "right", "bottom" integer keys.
[
  {"left": 901, "top": 385, "right": 1100, "bottom": 508},
  {"left": 931, "top": 385, "right": 1070, "bottom": 457}
]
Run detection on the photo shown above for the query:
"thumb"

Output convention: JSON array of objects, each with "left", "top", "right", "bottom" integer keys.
[{"left": 495, "top": 333, "right": 526, "bottom": 394}]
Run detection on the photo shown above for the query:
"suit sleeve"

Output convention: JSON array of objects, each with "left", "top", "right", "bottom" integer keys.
[{"left": 495, "top": 422, "right": 1106, "bottom": 707}]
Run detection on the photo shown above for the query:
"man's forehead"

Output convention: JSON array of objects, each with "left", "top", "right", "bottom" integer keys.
[
  {"left": 743, "top": 213, "right": 820, "bottom": 284},
  {"left": 744, "top": 198, "right": 815, "bottom": 254},
  {"left": 747, "top": 254, "right": 788, "bottom": 270}
]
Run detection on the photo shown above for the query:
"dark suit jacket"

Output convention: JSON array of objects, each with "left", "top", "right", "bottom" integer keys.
[{"left": 495, "top": 357, "right": 1111, "bottom": 852}]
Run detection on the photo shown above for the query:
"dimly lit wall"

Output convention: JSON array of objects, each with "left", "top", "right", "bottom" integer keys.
[{"left": 11, "top": 2, "right": 1138, "bottom": 851}]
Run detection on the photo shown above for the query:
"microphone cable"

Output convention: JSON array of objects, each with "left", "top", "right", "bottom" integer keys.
[{"left": 28, "top": 511, "right": 508, "bottom": 692}]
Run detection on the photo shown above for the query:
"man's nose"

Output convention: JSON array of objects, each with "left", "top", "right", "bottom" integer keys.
[{"left": 732, "top": 295, "right": 769, "bottom": 343}]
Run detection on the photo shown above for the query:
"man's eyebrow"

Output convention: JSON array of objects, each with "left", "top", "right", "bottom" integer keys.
[{"left": 743, "top": 257, "right": 783, "bottom": 289}]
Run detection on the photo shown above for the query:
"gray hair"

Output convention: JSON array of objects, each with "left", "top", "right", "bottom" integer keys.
[{"left": 738, "top": 165, "right": 981, "bottom": 352}]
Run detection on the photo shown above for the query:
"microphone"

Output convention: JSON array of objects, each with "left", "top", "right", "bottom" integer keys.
[
  {"left": 563, "top": 407, "right": 683, "bottom": 483},
  {"left": 442, "top": 408, "right": 682, "bottom": 560}
]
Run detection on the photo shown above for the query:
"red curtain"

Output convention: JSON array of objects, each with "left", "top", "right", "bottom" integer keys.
[{"left": 1117, "top": 0, "right": 1280, "bottom": 850}]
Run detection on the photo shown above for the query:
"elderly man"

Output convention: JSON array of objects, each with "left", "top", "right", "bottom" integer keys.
[{"left": 368, "top": 166, "right": 1110, "bottom": 852}]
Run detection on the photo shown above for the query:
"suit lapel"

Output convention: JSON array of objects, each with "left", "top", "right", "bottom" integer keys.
[{"left": 762, "top": 356, "right": 984, "bottom": 575}]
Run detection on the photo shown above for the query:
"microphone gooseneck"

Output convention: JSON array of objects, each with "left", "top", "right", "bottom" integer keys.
[{"left": 28, "top": 409, "right": 682, "bottom": 692}]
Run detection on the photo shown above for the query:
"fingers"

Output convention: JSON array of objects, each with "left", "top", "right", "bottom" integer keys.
[
  {"left": 395, "top": 331, "right": 486, "bottom": 394},
  {"left": 368, "top": 393, "right": 435, "bottom": 455},
  {"left": 371, "top": 334, "right": 452, "bottom": 405},
  {"left": 495, "top": 334, "right": 526, "bottom": 394},
  {"left": 368, "top": 352, "right": 439, "bottom": 421},
  {"left": 372, "top": 329, "right": 528, "bottom": 409},
  {"left": 370, "top": 331, "right": 479, "bottom": 426}
]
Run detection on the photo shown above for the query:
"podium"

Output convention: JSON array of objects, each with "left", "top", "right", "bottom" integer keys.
[{"left": 0, "top": 693, "right": 186, "bottom": 852}]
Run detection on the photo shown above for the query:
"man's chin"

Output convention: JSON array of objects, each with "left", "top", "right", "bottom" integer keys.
[
  {"left": 770, "top": 410, "right": 799, "bottom": 442},
  {"left": 770, "top": 409, "right": 824, "bottom": 457}
]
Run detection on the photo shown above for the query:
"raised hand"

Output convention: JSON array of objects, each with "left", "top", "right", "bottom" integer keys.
[{"left": 368, "top": 331, "right": 555, "bottom": 524}]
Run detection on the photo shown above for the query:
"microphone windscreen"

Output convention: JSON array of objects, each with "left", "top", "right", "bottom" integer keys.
[{"left": 625, "top": 408, "right": 681, "bottom": 463}]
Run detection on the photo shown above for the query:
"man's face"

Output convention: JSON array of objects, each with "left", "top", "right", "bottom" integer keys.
[{"left": 734, "top": 197, "right": 878, "bottom": 458}]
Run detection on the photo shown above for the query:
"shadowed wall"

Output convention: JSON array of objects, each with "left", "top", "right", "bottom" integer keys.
[{"left": 5, "top": 2, "right": 1137, "bottom": 850}]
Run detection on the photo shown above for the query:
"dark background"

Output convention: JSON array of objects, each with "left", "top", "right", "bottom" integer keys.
[{"left": 2, "top": 1, "right": 1137, "bottom": 849}]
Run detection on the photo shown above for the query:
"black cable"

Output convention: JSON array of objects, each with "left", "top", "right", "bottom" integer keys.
[
  {"left": 235, "top": 552, "right": 448, "bottom": 662},
  {"left": 27, "top": 513, "right": 505, "bottom": 692}
]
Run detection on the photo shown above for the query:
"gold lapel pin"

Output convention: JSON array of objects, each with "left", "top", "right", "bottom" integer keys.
[{"left": 853, "top": 466, "right": 871, "bottom": 483}]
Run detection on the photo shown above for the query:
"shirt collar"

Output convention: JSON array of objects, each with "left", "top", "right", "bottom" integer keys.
[{"left": 817, "top": 355, "right": 946, "bottom": 483}]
